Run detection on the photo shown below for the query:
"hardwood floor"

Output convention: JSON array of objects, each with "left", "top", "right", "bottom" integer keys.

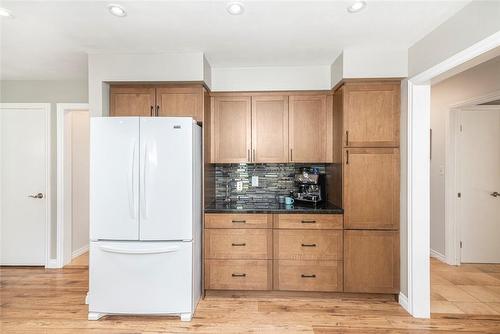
[
  {"left": 2, "top": 258, "right": 500, "bottom": 333},
  {"left": 431, "top": 257, "right": 500, "bottom": 316}
]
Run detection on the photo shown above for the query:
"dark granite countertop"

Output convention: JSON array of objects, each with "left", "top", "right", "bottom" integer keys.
[{"left": 205, "top": 200, "right": 343, "bottom": 214}]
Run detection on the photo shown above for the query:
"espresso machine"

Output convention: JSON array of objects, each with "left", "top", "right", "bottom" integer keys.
[{"left": 293, "top": 168, "right": 325, "bottom": 204}]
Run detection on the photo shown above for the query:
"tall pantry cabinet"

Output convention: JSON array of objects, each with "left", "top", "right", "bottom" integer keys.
[{"left": 333, "top": 81, "right": 401, "bottom": 294}]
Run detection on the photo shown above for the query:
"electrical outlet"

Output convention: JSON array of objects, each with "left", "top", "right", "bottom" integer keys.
[
  {"left": 236, "top": 181, "right": 243, "bottom": 192},
  {"left": 251, "top": 176, "right": 259, "bottom": 187},
  {"left": 439, "top": 165, "right": 445, "bottom": 175}
]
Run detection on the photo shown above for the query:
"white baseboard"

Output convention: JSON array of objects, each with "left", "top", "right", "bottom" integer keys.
[
  {"left": 399, "top": 292, "right": 410, "bottom": 314},
  {"left": 45, "top": 259, "right": 59, "bottom": 269},
  {"left": 430, "top": 249, "right": 446, "bottom": 263},
  {"left": 72, "top": 244, "right": 89, "bottom": 259}
]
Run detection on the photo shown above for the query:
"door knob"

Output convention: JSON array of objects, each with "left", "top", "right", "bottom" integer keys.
[
  {"left": 491, "top": 191, "right": 500, "bottom": 198},
  {"left": 28, "top": 193, "right": 44, "bottom": 199}
]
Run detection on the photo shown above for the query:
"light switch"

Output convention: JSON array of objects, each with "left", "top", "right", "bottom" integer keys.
[
  {"left": 251, "top": 176, "right": 259, "bottom": 187},
  {"left": 439, "top": 165, "right": 445, "bottom": 176}
]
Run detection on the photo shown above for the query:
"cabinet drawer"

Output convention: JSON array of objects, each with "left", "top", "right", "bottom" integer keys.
[
  {"left": 274, "top": 230, "right": 342, "bottom": 260},
  {"left": 273, "top": 260, "right": 343, "bottom": 292},
  {"left": 205, "top": 213, "right": 272, "bottom": 229},
  {"left": 205, "top": 229, "right": 272, "bottom": 259},
  {"left": 205, "top": 259, "right": 272, "bottom": 290},
  {"left": 274, "top": 214, "right": 342, "bottom": 229}
]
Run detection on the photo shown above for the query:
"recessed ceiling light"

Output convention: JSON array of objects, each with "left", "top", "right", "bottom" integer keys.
[
  {"left": 107, "top": 4, "right": 127, "bottom": 17},
  {"left": 347, "top": 1, "right": 367, "bottom": 13},
  {"left": 226, "top": 1, "right": 244, "bottom": 15},
  {"left": 0, "top": 7, "right": 13, "bottom": 18}
]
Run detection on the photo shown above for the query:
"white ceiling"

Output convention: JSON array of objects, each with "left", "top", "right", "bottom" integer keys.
[{"left": 0, "top": 0, "right": 469, "bottom": 80}]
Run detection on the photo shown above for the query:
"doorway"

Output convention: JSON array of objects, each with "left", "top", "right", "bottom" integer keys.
[
  {"left": 56, "top": 104, "right": 90, "bottom": 267},
  {"left": 0, "top": 103, "right": 51, "bottom": 266}
]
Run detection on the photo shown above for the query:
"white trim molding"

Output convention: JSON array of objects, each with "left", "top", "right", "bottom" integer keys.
[
  {"left": 399, "top": 293, "right": 410, "bottom": 313},
  {"left": 430, "top": 249, "right": 446, "bottom": 263},
  {"left": 72, "top": 245, "right": 89, "bottom": 259},
  {"left": 0, "top": 103, "right": 52, "bottom": 268},
  {"left": 56, "top": 103, "right": 90, "bottom": 268}
]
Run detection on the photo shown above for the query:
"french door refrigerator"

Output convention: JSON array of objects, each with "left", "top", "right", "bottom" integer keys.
[{"left": 88, "top": 117, "right": 201, "bottom": 321}]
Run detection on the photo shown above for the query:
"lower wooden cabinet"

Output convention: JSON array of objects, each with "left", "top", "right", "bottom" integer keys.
[
  {"left": 343, "top": 230, "right": 400, "bottom": 293},
  {"left": 273, "top": 260, "right": 343, "bottom": 292},
  {"left": 205, "top": 259, "right": 272, "bottom": 290},
  {"left": 204, "top": 229, "right": 272, "bottom": 260},
  {"left": 273, "top": 230, "right": 343, "bottom": 261}
]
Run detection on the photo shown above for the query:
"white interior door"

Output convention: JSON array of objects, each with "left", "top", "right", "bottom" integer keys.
[
  {"left": 0, "top": 104, "right": 50, "bottom": 265},
  {"left": 459, "top": 108, "right": 500, "bottom": 263},
  {"left": 139, "top": 118, "right": 193, "bottom": 241},
  {"left": 90, "top": 117, "right": 139, "bottom": 241}
]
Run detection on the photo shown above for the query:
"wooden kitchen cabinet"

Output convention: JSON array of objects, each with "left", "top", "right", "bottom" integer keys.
[
  {"left": 344, "top": 230, "right": 399, "bottom": 293},
  {"left": 109, "top": 84, "right": 204, "bottom": 120},
  {"left": 343, "top": 82, "right": 400, "bottom": 148},
  {"left": 289, "top": 95, "right": 332, "bottom": 163},
  {"left": 156, "top": 86, "right": 203, "bottom": 121},
  {"left": 212, "top": 96, "right": 252, "bottom": 163},
  {"left": 109, "top": 86, "right": 155, "bottom": 117},
  {"left": 251, "top": 96, "right": 289, "bottom": 163},
  {"left": 343, "top": 148, "right": 399, "bottom": 230}
]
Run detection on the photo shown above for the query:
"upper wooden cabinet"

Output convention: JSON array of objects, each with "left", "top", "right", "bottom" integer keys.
[
  {"left": 289, "top": 95, "right": 332, "bottom": 163},
  {"left": 343, "top": 148, "right": 400, "bottom": 230},
  {"left": 251, "top": 96, "right": 289, "bottom": 163},
  {"left": 156, "top": 86, "right": 203, "bottom": 121},
  {"left": 109, "top": 84, "right": 204, "bottom": 121},
  {"left": 110, "top": 86, "right": 155, "bottom": 117},
  {"left": 212, "top": 96, "right": 252, "bottom": 163},
  {"left": 342, "top": 82, "right": 400, "bottom": 148},
  {"left": 211, "top": 93, "right": 331, "bottom": 164}
]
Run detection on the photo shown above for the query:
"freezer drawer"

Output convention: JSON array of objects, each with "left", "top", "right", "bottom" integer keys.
[{"left": 89, "top": 241, "right": 193, "bottom": 315}]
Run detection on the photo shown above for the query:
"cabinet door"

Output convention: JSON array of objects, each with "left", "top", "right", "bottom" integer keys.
[
  {"left": 156, "top": 86, "right": 203, "bottom": 121},
  {"left": 251, "top": 96, "right": 288, "bottom": 163},
  {"left": 109, "top": 86, "right": 155, "bottom": 117},
  {"left": 289, "top": 95, "right": 331, "bottom": 163},
  {"left": 344, "top": 230, "right": 399, "bottom": 293},
  {"left": 212, "top": 97, "right": 252, "bottom": 163},
  {"left": 344, "top": 148, "right": 399, "bottom": 230},
  {"left": 344, "top": 82, "right": 400, "bottom": 147}
]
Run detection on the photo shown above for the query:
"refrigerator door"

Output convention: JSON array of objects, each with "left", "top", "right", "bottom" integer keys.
[
  {"left": 90, "top": 117, "right": 139, "bottom": 240},
  {"left": 139, "top": 117, "right": 193, "bottom": 240},
  {"left": 89, "top": 241, "right": 192, "bottom": 315}
]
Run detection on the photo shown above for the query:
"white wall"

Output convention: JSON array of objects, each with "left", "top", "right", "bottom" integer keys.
[
  {"left": 211, "top": 65, "right": 331, "bottom": 91},
  {"left": 0, "top": 80, "right": 88, "bottom": 259},
  {"left": 88, "top": 52, "right": 208, "bottom": 116},
  {"left": 409, "top": 1, "right": 500, "bottom": 78},
  {"left": 70, "top": 111, "right": 90, "bottom": 256},
  {"left": 430, "top": 56, "right": 500, "bottom": 255}
]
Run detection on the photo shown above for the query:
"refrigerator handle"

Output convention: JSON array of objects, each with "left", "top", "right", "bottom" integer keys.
[
  {"left": 140, "top": 142, "right": 148, "bottom": 219},
  {"left": 128, "top": 140, "right": 137, "bottom": 219},
  {"left": 98, "top": 244, "right": 179, "bottom": 255}
]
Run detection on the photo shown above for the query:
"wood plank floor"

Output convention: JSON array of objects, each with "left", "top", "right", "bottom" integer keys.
[
  {"left": 2, "top": 263, "right": 500, "bottom": 333},
  {"left": 431, "top": 258, "right": 500, "bottom": 315}
]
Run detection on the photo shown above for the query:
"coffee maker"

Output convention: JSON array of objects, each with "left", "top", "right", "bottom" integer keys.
[{"left": 293, "top": 168, "right": 325, "bottom": 204}]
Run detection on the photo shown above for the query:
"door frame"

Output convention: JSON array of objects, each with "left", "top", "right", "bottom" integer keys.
[
  {"left": 56, "top": 103, "right": 90, "bottom": 268},
  {"left": 0, "top": 103, "right": 52, "bottom": 267},
  {"left": 404, "top": 32, "right": 500, "bottom": 318},
  {"left": 445, "top": 103, "right": 500, "bottom": 266}
]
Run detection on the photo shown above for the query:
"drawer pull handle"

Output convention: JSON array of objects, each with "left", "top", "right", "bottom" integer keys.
[
  {"left": 301, "top": 274, "right": 316, "bottom": 278},
  {"left": 231, "top": 243, "right": 246, "bottom": 247},
  {"left": 301, "top": 243, "right": 317, "bottom": 247},
  {"left": 301, "top": 220, "right": 316, "bottom": 224},
  {"left": 231, "top": 220, "right": 246, "bottom": 224},
  {"left": 232, "top": 273, "right": 246, "bottom": 277}
]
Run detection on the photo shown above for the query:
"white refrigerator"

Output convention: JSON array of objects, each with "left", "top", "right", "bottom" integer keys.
[{"left": 88, "top": 117, "right": 201, "bottom": 321}]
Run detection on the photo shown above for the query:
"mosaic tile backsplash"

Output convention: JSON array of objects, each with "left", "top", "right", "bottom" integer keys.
[{"left": 215, "top": 163, "right": 326, "bottom": 205}]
